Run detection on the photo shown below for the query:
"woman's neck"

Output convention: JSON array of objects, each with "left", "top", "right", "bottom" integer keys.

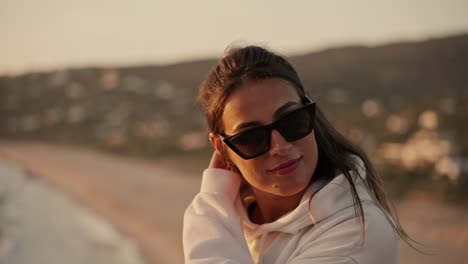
[{"left": 250, "top": 189, "right": 305, "bottom": 225}]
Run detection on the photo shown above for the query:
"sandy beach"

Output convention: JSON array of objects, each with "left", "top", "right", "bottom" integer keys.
[
  {"left": 0, "top": 141, "right": 200, "bottom": 264},
  {"left": 0, "top": 141, "right": 466, "bottom": 264}
]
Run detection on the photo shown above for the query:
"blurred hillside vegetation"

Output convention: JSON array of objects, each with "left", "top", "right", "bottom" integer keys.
[{"left": 1, "top": 34, "right": 467, "bottom": 204}]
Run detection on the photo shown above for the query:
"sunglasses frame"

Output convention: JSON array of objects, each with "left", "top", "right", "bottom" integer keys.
[{"left": 219, "top": 96, "right": 316, "bottom": 160}]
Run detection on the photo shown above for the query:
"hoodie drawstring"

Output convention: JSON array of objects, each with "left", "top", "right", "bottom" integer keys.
[{"left": 257, "top": 232, "right": 268, "bottom": 264}]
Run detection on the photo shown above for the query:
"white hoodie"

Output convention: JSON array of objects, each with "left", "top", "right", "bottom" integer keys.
[{"left": 183, "top": 165, "right": 398, "bottom": 264}]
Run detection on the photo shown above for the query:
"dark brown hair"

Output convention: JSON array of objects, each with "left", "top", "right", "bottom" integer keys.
[{"left": 196, "top": 45, "right": 417, "bottom": 248}]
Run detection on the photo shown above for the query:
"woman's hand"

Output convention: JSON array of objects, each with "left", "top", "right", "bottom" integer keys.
[{"left": 208, "top": 151, "right": 230, "bottom": 170}]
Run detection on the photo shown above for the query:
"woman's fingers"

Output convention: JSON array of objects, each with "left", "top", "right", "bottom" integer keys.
[{"left": 208, "top": 151, "right": 229, "bottom": 170}]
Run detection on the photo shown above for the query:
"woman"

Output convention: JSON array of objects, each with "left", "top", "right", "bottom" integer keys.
[{"left": 183, "top": 46, "right": 412, "bottom": 263}]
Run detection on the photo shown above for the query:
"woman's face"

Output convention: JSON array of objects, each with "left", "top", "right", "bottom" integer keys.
[{"left": 218, "top": 78, "right": 318, "bottom": 197}]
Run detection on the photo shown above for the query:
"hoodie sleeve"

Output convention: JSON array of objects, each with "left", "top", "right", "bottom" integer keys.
[{"left": 183, "top": 168, "right": 255, "bottom": 264}]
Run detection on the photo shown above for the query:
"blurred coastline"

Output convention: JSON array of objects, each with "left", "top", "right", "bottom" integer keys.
[
  {"left": 0, "top": 156, "right": 144, "bottom": 264},
  {"left": 1, "top": 33, "right": 468, "bottom": 204}
]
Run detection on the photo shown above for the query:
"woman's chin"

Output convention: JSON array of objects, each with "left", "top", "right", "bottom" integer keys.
[{"left": 267, "top": 183, "right": 309, "bottom": 197}]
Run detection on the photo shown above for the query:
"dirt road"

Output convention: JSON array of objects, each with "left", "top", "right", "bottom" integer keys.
[{"left": 0, "top": 141, "right": 466, "bottom": 264}]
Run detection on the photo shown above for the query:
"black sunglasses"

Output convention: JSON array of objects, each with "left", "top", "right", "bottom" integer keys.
[{"left": 219, "top": 97, "right": 316, "bottom": 159}]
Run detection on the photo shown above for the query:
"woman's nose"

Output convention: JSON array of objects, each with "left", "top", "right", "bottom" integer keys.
[{"left": 269, "top": 129, "right": 292, "bottom": 155}]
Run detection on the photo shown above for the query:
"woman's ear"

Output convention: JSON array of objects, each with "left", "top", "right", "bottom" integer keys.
[
  {"left": 209, "top": 132, "right": 223, "bottom": 155},
  {"left": 210, "top": 133, "right": 242, "bottom": 174},
  {"left": 209, "top": 132, "right": 232, "bottom": 170}
]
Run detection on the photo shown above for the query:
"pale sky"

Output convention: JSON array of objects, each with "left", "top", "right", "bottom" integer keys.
[{"left": 2, "top": 0, "right": 468, "bottom": 75}]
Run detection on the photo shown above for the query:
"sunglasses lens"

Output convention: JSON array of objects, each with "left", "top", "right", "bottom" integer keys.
[
  {"left": 278, "top": 105, "right": 314, "bottom": 141},
  {"left": 223, "top": 102, "right": 315, "bottom": 159},
  {"left": 229, "top": 127, "right": 269, "bottom": 158}
]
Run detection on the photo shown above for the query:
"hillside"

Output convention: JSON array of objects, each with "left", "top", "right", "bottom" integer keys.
[{"left": 1, "top": 33, "right": 467, "bottom": 202}]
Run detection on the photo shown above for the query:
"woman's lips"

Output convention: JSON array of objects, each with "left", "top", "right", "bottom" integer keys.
[{"left": 269, "top": 157, "right": 302, "bottom": 176}]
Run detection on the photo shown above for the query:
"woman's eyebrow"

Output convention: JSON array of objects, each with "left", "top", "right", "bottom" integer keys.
[
  {"left": 232, "top": 101, "right": 300, "bottom": 133},
  {"left": 273, "top": 101, "right": 300, "bottom": 119},
  {"left": 234, "top": 121, "right": 262, "bottom": 132}
]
